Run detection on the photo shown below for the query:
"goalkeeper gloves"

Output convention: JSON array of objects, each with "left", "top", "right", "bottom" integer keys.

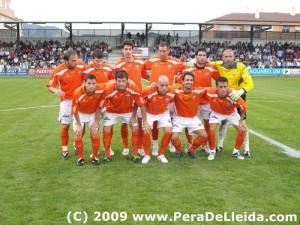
[
  {"left": 236, "top": 88, "right": 245, "bottom": 97},
  {"left": 186, "top": 58, "right": 196, "bottom": 68},
  {"left": 229, "top": 90, "right": 239, "bottom": 101}
]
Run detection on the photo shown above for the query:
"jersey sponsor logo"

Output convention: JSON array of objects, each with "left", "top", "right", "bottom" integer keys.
[{"left": 126, "top": 94, "right": 131, "bottom": 98}]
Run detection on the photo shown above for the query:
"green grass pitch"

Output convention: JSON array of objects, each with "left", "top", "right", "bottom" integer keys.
[{"left": 0, "top": 76, "right": 299, "bottom": 225}]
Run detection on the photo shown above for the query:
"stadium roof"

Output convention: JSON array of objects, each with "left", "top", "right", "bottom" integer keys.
[{"left": 207, "top": 12, "right": 300, "bottom": 25}]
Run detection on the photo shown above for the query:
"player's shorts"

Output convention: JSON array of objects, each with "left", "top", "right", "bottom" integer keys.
[
  {"left": 145, "top": 111, "right": 172, "bottom": 128},
  {"left": 58, "top": 99, "right": 72, "bottom": 124},
  {"left": 198, "top": 102, "right": 211, "bottom": 120},
  {"left": 103, "top": 112, "right": 138, "bottom": 126},
  {"left": 73, "top": 112, "right": 96, "bottom": 131},
  {"left": 172, "top": 115, "right": 204, "bottom": 135},
  {"left": 209, "top": 109, "right": 241, "bottom": 126}
]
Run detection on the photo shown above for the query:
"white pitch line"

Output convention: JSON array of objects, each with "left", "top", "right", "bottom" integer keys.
[
  {"left": 0, "top": 105, "right": 59, "bottom": 112},
  {"left": 248, "top": 128, "right": 300, "bottom": 158}
]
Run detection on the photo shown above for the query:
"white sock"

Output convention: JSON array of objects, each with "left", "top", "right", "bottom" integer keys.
[
  {"left": 218, "top": 120, "right": 228, "bottom": 147},
  {"left": 244, "top": 130, "right": 250, "bottom": 151}
]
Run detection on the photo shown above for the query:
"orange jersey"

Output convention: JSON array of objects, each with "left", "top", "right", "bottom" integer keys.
[
  {"left": 142, "top": 86, "right": 175, "bottom": 115},
  {"left": 178, "top": 65, "right": 219, "bottom": 105},
  {"left": 145, "top": 55, "right": 187, "bottom": 85},
  {"left": 100, "top": 81, "right": 145, "bottom": 114},
  {"left": 114, "top": 56, "right": 147, "bottom": 91},
  {"left": 46, "top": 62, "right": 85, "bottom": 101},
  {"left": 71, "top": 83, "right": 106, "bottom": 114},
  {"left": 83, "top": 63, "right": 114, "bottom": 84},
  {"left": 207, "top": 88, "right": 248, "bottom": 115},
  {"left": 174, "top": 87, "right": 207, "bottom": 118}
]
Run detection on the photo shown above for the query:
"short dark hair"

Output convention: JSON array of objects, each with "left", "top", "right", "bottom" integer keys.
[
  {"left": 92, "top": 49, "right": 103, "bottom": 59},
  {"left": 85, "top": 74, "right": 96, "bottom": 82},
  {"left": 121, "top": 39, "right": 134, "bottom": 49},
  {"left": 159, "top": 41, "right": 169, "bottom": 49},
  {"left": 195, "top": 47, "right": 207, "bottom": 56},
  {"left": 63, "top": 50, "right": 77, "bottom": 61},
  {"left": 182, "top": 71, "right": 194, "bottom": 81},
  {"left": 216, "top": 77, "right": 228, "bottom": 85},
  {"left": 115, "top": 70, "right": 128, "bottom": 80}
]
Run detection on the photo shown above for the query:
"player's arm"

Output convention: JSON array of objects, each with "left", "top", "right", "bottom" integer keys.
[
  {"left": 73, "top": 113, "right": 83, "bottom": 137},
  {"left": 47, "top": 86, "right": 65, "bottom": 98},
  {"left": 90, "top": 107, "right": 100, "bottom": 135}
]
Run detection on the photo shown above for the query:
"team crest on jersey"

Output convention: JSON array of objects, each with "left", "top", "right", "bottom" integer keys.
[
  {"left": 205, "top": 72, "right": 209, "bottom": 77},
  {"left": 232, "top": 72, "right": 236, "bottom": 77},
  {"left": 104, "top": 72, "right": 108, "bottom": 76},
  {"left": 226, "top": 102, "right": 231, "bottom": 108},
  {"left": 165, "top": 98, "right": 170, "bottom": 103},
  {"left": 168, "top": 65, "right": 172, "bottom": 69},
  {"left": 192, "top": 96, "right": 196, "bottom": 101}
]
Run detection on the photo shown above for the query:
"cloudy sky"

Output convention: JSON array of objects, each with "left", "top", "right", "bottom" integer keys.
[{"left": 9, "top": 0, "right": 299, "bottom": 29}]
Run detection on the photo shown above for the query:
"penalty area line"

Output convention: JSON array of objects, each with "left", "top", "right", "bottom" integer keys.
[
  {"left": 0, "top": 105, "right": 59, "bottom": 112},
  {"left": 248, "top": 128, "right": 300, "bottom": 158}
]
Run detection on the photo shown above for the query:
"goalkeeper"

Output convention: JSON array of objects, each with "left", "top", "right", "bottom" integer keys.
[{"left": 188, "top": 48, "right": 254, "bottom": 157}]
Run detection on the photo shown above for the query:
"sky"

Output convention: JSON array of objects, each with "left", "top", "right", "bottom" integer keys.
[{"left": 9, "top": 0, "right": 300, "bottom": 30}]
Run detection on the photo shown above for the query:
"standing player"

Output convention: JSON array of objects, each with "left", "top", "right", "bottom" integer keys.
[
  {"left": 206, "top": 77, "right": 248, "bottom": 160},
  {"left": 178, "top": 47, "right": 219, "bottom": 153},
  {"left": 144, "top": 41, "right": 187, "bottom": 154},
  {"left": 71, "top": 74, "right": 105, "bottom": 166},
  {"left": 114, "top": 39, "right": 148, "bottom": 156},
  {"left": 46, "top": 50, "right": 85, "bottom": 160},
  {"left": 210, "top": 49, "right": 254, "bottom": 157},
  {"left": 171, "top": 71, "right": 207, "bottom": 159},
  {"left": 99, "top": 70, "right": 149, "bottom": 163},
  {"left": 83, "top": 49, "right": 114, "bottom": 84},
  {"left": 141, "top": 75, "right": 175, "bottom": 164}
]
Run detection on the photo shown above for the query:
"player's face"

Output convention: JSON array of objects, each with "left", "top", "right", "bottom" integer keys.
[
  {"left": 122, "top": 45, "right": 133, "bottom": 59},
  {"left": 158, "top": 46, "right": 169, "bottom": 61},
  {"left": 157, "top": 81, "right": 169, "bottom": 95},
  {"left": 196, "top": 51, "right": 207, "bottom": 66},
  {"left": 85, "top": 79, "right": 97, "bottom": 95},
  {"left": 66, "top": 54, "right": 78, "bottom": 69},
  {"left": 116, "top": 78, "right": 128, "bottom": 92},
  {"left": 217, "top": 81, "right": 228, "bottom": 98},
  {"left": 222, "top": 51, "right": 235, "bottom": 67},
  {"left": 93, "top": 57, "right": 103, "bottom": 68},
  {"left": 183, "top": 75, "right": 193, "bottom": 90}
]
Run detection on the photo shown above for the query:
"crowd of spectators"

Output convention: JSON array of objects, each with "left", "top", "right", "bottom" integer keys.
[
  {"left": 0, "top": 39, "right": 111, "bottom": 73},
  {"left": 1, "top": 39, "right": 300, "bottom": 73},
  {"left": 169, "top": 40, "right": 300, "bottom": 68}
]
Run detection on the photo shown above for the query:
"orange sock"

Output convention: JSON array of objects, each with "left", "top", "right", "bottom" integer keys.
[
  {"left": 75, "top": 136, "right": 84, "bottom": 159},
  {"left": 185, "top": 128, "right": 192, "bottom": 144},
  {"left": 103, "top": 132, "right": 112, "bottom": 158},
  {"left": 60, "top": 127, "right": 69, "bottom": 149},
  {"left": 235, "top": 131, "right": 246, "bottom": 150},
  {"left": 143, "top": 132, "right": 151, "bottom": 156},
  {"left": 189, "top": 136, "right": 206, "bottom": 152},
  {"left": 201, "top": 121, "right": 209, "bottom": 146},
  {"left": 91, "top": 135, "right": 100, "bottom": 159},
  {"left": 159, "top": 132, "right": 172, "bottom": 155},
  {"left": 120, "top": 123, "right": 129, "bottom": 148},
  {"left": 152, "top": 121, "right": 159, "bottom": 141},
  {"left": 137, "top": 121, "right": 143, "bottom": 149},
  {"left": 172, "top": 138, "right": 182, "bottom": 152},
  {"left": 132, "top": 131, "right": 139, "bottom": 157},
  {"left": 208, "top": 130, "right": 216, "bottom": 150}
]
